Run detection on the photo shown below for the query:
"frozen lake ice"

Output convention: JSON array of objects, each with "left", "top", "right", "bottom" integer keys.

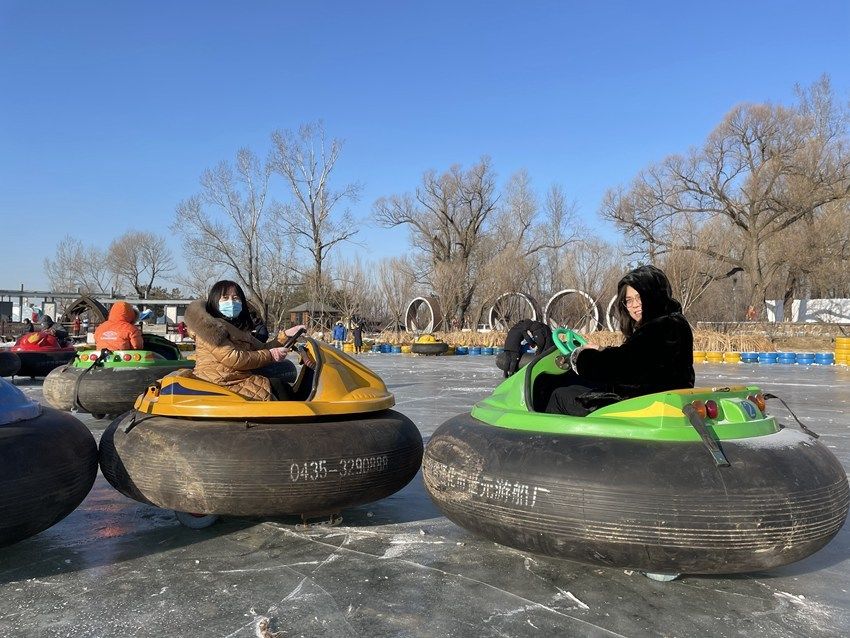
[{"left": 2, "top": 355, "right": 849, "bottom": 637}]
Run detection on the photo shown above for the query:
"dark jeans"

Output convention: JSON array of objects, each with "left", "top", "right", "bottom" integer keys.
[
  {"left": 255, "top": 361, "right": 314, "bottom": 401},
  {"left": 545, "top": 384, "right": 597, "bottom": 416},
  {"left": 544, "top": 370, "right": 610, "bottom": 416}
]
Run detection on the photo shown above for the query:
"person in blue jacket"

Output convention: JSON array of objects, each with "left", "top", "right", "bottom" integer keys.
[{"left": 332, "top": 321, "right": 346, "bottom": 349}]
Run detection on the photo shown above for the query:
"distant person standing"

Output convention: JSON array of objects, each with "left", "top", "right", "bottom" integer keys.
[
  {"left": 21, "top": 318, "right": 35, "bottom": 334},
  {"left": 353, "top": 322, "right": 363, "bottom": 354},
  {"left": 332, "top": 321, "right": 346, "bottom": 349},
  {"left": 176, "top": 320, "right": 188, "bottom": 341},
  {"left": 72, "top": 315, "right": 81, "bottom": 336}
]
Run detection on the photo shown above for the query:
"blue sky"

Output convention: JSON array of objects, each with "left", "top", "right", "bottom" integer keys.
[{"left": 1, "top": 1, "right": 848, "bottom": 291}]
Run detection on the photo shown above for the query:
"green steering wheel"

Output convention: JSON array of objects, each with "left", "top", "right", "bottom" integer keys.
[{"left": 552, "top": 328, "right": 587, "bottom": 356}]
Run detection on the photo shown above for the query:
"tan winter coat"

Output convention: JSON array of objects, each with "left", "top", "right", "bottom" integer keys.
[{"left": 184, "top": 300, "right": 276, "bottom": 400}]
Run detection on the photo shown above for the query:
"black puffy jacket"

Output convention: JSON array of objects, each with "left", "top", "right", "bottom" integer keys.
[{"left": 575, "top": 265, "right": 695, "bottom": 398}]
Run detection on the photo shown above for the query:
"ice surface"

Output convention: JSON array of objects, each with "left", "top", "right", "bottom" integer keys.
[{"left": 1, "top": 357, "right": 849, "bottom": 637}]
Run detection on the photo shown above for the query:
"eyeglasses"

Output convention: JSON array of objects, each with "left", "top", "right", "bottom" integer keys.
[{"left": 622, "top": 296, "right": 641, "bottom": 308}]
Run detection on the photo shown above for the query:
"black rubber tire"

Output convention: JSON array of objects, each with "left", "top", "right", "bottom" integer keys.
[
  {"left": 0, "top": 407, "right": 98, "bottom": 547},
  {"left": 0, "top": 351, "right": 21, "bottom": 377},
  {"left": 411, "top": 343, "right": 449, "bottom": 356},
  {"left": 495, "top": 351, "right": 535, "bottom": 373},
  {"left": 15, "top": 351, "right": 77, "bottom": 378},
  {"left": 43, "top": 362, "right": 199, "bottom": 415},
  {"left": 423, "top": 413, "right": 849, "bottom": 574},
  {"left": 99, "top": 409, "right": 424, "bottom": 517}
]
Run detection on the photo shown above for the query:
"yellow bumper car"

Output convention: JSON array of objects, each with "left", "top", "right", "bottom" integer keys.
[{"left": 99, "top": 337, "right": 423, "bottom": 527}]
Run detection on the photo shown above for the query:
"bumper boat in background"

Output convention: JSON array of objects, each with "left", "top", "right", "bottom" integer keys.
[
  {"left": 411, "top": 334, "right": 449, "bottom": 356},
  {"left": 0, "top": 378, "right": 98, "bottom": 547},
  {"left": 99, "top": 337, "right": 423, "bottom": 526},
  {"left": 43, "top": 334, "right": 198, "bottom": 418},
  {"left": 10, "top": 332, "right": 76, "bottom": 378},
  {"left": 423, "top": 329, "right": 849, "bottom": 577}
]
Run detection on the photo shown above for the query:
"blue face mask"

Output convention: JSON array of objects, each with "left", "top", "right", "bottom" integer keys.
[{"left": 219, "top": 300, "right": 242, "bottom": 318}]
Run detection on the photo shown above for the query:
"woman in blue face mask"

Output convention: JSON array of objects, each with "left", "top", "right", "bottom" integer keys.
[{"left": 184, "top": 279, "right": 306, "bottom": 400}]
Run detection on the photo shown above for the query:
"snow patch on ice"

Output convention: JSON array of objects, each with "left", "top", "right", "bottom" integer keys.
[
  {"left": 553, "top": 588, "right": 590, "bottom": 610},
  {"left": 730, "top": 428, "right": 813, "bottom": 449},
  {"left": 773, "top": 591, "right": 831, "bottom": 632}
]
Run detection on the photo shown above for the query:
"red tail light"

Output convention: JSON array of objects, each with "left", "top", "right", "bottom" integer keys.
[{"left": 705, "top": 400, "right": 718, "bottom": 419}]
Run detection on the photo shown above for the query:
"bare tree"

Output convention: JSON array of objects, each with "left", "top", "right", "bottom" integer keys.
[
  {"left": 106, "top": 231, "right": 174, "bottom": 298},
  {"left": 44, "top": 235, "right": 114, "bottom": 294},
  {"left": 174, "top": 148, "right": 297, "bottom": 321},
  {"left": 374, "top": 158, "right": 500, "bottom": 327},
  {"left": 376, "top": 162, "right": 581, "bottom": 327},
  {"left": 602, "top": 76, "right": 850, "bottom": 315},
  {"left": 537, "top": 184, "right": 582, "bottom": 297},
  {"left": 270, "top": 122, "right": 362, "bottom": 316},
  {"left": 44, "top": 236, "right": 84, "bottom": 292},
  {"left": 375, "top": 257, "right": 416, "bottom": 331},
  {"left": 329, "top": 256, "right": 373, "bottom": 325}
]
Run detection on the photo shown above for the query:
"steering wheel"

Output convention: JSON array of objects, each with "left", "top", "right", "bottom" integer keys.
[
  {"left": 552, "top": 328, "right": 587, "bottom": 356},
  {"left": 282, "top": 326, "right": 307, "bottom": 350}
]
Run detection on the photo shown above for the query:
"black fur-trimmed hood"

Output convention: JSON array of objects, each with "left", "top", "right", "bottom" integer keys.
[{"left": 185, "top": 299, "right": 238, "bottom": 347}]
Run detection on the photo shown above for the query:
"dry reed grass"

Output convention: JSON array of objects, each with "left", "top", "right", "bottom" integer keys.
[{"left": 373, "top": 328, "right": 776, "bottom": 352}]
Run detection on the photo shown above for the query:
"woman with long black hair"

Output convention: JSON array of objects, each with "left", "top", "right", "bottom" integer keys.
[{"left": 546, "top": 265, "right": 694, "bottom": 416}]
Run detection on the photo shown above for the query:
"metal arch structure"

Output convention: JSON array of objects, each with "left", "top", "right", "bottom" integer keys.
[
  {"left": 60, "top": 295, "right": 109, "bottom": 323},
  {"left": 543, "top": 289, "right": 601, "bottom": 333},
  {"left": 487, "top": 292, "right": 543, "bottom": 331},
  {"left": 606, "top": 295, "right": 621, "bottom": 332},
  {"left": 404, "top": 297, "right": 444, "bottom": 333}
]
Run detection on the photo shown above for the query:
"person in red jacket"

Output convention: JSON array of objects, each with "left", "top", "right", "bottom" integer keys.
[{"left": 95, "top": 301, "right": 144, "bottom": 351}]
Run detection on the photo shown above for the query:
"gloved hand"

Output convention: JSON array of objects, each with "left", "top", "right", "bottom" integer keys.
[
  {"left": 284, "top": 324, "right": 307, "bottom": 338},
  {"left": 298, "top": 345, "right": 316, "bottom": 369},
  {"left": 269, "top": 347, "right": 290, "bottom": 362}
]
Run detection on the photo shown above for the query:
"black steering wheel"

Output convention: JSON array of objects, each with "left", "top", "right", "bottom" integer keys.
[{"left": 282, "top": 327, "right": 307, "bottom": 349}]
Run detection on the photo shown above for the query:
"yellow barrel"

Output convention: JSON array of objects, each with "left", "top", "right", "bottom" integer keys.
[
  {"left": 693, "top": 351, "right": 707, "bottom": 363},
  {"left": 401, "top": 345, "right": 412, "bottom": 354},
  {"left": 343, "top": 343, "right": 355, "bottom": 353},
  {"left": 723, "top": 352, "right": 741, "bottom": 363},
  {"left": 705, "top": 351, "right": 724, "bottom": 363},
  {"left": 836, "top": 336, "right": 850, "bottom": 348}
]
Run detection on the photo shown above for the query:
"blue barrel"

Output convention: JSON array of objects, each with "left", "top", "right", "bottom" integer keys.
[
  {"left": 494, "top": 347, "right": 504, "bottom": 354},
  {"left": 371, "top": 344, "right": 381, "bottom": 353},
  {"left": 814, "top": 353, "right": 835, "bottom": 365},
  {"left": 455, "top": 346, "right": 468, "bottom": 355},
  {"left": 391, "top": 345, "right": 402, "bottom": 354},
  {"left": 777, "top": 353, "right": 797, "bottom": 364},
  {"left": 482, "top": 347, "right": 495, "bottom": 355},
  {"left": 758, "top": 353, "right": 779, "bottom": 364},
  {"left": 740, "top": 352, "right": 759, "bottom": 363},
  {"left": 470, "top": 347, "right": 482, "bottom": 356},
  {"left": 796, "top": 353, "right": 815, "bottom": 365}
]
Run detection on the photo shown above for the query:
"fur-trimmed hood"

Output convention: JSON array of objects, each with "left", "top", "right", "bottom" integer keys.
[{"left": 185, "top": 299, "right": 262, "bottom": 348}]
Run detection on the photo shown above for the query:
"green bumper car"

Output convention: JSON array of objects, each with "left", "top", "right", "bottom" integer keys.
[
  {"left": 43, "top": 334, "right": 197, "bottom": 418},
  {"left": 423, "top": 330, "right": 849, "bottom": 577}
]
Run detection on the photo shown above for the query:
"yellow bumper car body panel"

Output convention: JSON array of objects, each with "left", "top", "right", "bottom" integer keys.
[{"left": 135, "top": 338, "right": 395, "bottom": 419}]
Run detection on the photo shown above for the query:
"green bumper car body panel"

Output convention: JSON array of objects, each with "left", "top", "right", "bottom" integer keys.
[
  {"left": 74, "top": 350, "right": 194, "bottom": 370},
  {"left": 471, "top": 346, "right": 777, "bottom": 442}
]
